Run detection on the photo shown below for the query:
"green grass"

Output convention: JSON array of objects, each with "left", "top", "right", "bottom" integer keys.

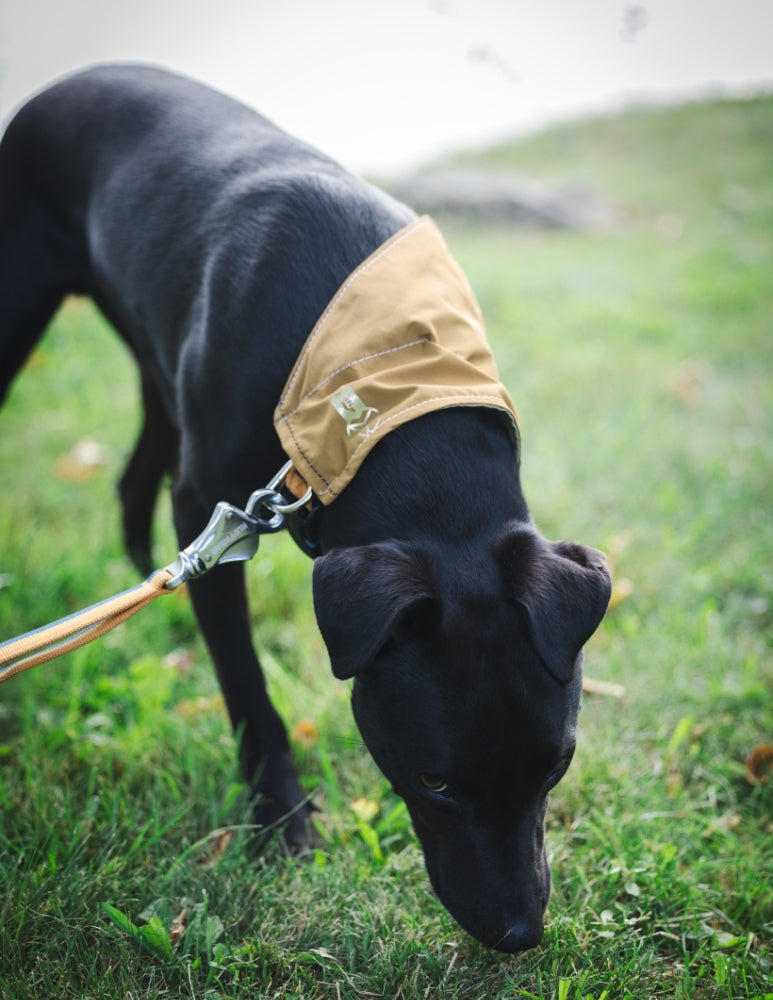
[{"left": 1, "top": 94, "right": 772, "bottom": 998}]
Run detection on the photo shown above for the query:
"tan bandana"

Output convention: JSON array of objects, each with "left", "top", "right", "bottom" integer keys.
[{"left": 274, "top": 215, "right": 518, "bottom": 504}]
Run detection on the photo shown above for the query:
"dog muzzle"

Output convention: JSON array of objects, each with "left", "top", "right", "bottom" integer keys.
[{"left": 274, "top": 215, "right": 518, "bottom": 505}]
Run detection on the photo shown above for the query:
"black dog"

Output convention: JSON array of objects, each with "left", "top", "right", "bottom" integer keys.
[{"left": 0, "top": 64, "right": 611, "bottom": 953}]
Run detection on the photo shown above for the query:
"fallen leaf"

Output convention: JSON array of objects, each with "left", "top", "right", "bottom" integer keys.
[
  {"left": 745, "top": 744, "right": 773, "bottom": 785},
  {"left": 292, "top": 719, "right": 319, "bottom": 748},
  {"left": 199, "top": 829, "right": 234, "bottom": 868},
  {"left": 54, "top": 437, "right": 109, "bottom": 481},
  {"left": 169, "top": 908, "right": 187, "bottom": 945}
]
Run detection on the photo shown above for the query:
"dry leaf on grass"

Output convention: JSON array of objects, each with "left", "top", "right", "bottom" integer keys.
[
  {"left": 54, "top": 437, "right": 109, "bottom": 481},
  {"left": 745, "top": 743, "right": 773, "bottom": 785},
  {"left": 291, "top": 719, "right": 319, "bottom": 748},
  {"left": 199, "top": 829, "right": 234, "bottom": 868},
  {"left": 169, "top": 908, "right": 187, "bottom": 944}
]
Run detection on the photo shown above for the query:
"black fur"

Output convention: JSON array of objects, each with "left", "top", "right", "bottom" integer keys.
[{"left": 0, "top": 64, "right": 611, "bottom": 952}]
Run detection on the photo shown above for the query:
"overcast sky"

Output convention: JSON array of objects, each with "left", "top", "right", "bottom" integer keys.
[{"left": 1, "top": 0, "right": 771, "bottom": 173}]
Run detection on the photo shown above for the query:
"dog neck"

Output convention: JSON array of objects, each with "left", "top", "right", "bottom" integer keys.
[{"left": 313, "top": 406, "right": 528, "bottom": 555}]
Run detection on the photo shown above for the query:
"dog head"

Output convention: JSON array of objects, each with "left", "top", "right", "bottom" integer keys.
[{"left": 312, "top": 524, "right": 611, "bottom": 952}]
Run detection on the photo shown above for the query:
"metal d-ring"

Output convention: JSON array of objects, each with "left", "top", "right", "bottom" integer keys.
[{"left": 263, "top": 460, "right": 314, "bottom": 515}]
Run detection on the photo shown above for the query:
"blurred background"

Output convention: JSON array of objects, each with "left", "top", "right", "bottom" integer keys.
[{"left": 1, "top": 0, "right": 771, "bottom": 175}]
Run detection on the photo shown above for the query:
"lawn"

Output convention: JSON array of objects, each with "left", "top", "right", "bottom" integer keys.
[{"left": 0, "top": 94, "right": 771, "bottom": 999}]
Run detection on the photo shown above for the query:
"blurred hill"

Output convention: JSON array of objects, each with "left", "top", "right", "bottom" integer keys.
[{"left": 384, "top": 94, "right": 773, "bottom": 232}]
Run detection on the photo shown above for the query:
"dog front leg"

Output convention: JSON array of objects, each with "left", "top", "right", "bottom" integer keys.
[{"left": 182, "top": 556, "right": 314, "bottom": 853}]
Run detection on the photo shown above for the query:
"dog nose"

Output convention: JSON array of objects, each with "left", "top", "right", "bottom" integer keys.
[{"left": 494, "top": 921, "right": 544, "bottom": 953}]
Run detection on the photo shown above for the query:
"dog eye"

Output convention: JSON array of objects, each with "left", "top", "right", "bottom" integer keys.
[
  {"left": 546, "top": 755, "right": 573, "bottom": 790},
  {"left": 419, "top": 774, "right": 450, "bottom": 795}
]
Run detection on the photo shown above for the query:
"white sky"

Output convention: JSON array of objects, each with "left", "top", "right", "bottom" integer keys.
[{"left": 1, "top": 0, "right": 771, "bottom": 173}]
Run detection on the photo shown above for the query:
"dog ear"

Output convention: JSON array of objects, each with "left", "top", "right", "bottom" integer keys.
[
  {"left": 312, "top": 542, "right": 439, "bottom": 679},
  {"left": 500, "top": 528, "right": 612, "bottom": 683}
]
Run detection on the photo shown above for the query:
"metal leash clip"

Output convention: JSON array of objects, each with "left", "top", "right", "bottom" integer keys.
[{"left": 163, "top": 461, "right": 312, "bottom": 590}]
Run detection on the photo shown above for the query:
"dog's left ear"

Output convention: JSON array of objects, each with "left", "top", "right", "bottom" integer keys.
[
  {"left": 312, "top": 542, "right": 439, "bottom": 679},
  {"left": 500, "top": 528, "right": 612, "bottom": 683}
]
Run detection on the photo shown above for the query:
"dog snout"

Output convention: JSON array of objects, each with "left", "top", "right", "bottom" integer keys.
[
  {"left": 493, "top": 919, "right": 545, "bottom": 954},
  {"left": 423, "top": 848, "right": 551, "bottom": 953}
]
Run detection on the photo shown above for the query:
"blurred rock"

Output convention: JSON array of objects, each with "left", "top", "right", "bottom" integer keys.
[{"left": 388, "top": 168, "right": 620, "bottom": 231}]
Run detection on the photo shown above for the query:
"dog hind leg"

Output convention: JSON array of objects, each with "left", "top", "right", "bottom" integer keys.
[
  {"left": 0, "top": 159, "right": 89, "bottom": 404},
  {"left": 118, "top": 373, "right": 179, "bottom": 576}
]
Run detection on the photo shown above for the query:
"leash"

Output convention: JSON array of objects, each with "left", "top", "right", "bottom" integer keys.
[{"left": 0, "top": 462, "right": 312, "bottom": 684}]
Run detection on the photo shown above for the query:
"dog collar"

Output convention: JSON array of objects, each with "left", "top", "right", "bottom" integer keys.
[{"left": 274, "top": 215, "right": 518, "bottom": 505}]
